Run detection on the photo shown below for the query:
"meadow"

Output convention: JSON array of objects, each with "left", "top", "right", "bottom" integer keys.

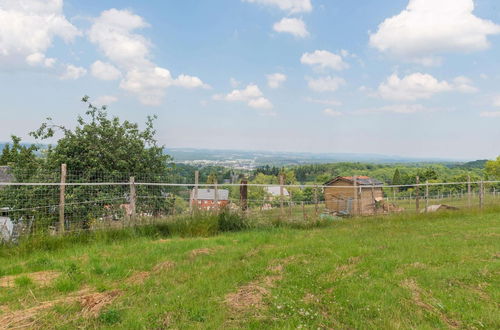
[{"left": 0, "top": 208, "right": 499, "bottom": 329}]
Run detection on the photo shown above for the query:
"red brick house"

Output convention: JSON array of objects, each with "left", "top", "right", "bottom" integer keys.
[{"left": 190, "top": 188, "right": 229, "bottom": 210}]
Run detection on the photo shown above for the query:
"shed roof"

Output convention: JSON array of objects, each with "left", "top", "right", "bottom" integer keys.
[
  {"left": 324, "top": 176, "right": 383, "bottom": 186},
  {"left": 192, "top": 188, "right": 229, "bottom": 201}
]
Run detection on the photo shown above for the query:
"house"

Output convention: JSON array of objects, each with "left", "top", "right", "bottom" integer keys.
[
  {"left": 323, "top": 176, "right": 384, "bottom": 215},
  {"left": 264, "top": 186, "right": 289, "bottom": 198},
  {"left": 190, "top": 188, "right": 229, "bottom": 210}
]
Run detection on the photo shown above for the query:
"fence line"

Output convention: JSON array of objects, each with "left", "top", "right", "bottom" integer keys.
[{"left": 1, "top": 168, "right": 499, "bottom": 242}]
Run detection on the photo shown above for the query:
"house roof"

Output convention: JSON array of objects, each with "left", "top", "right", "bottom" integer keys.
[
  {"left": 265, "top": 186, "right": 290, "bottom": 196},
  {"left": 324, "top": 176, "right": 383, "bottom": 186},
  {"left": 192, "top": 188, "right": 229, "bottom": 201},
  {"left": 0, "top": 166, "right": 14, "bottom": 183}
]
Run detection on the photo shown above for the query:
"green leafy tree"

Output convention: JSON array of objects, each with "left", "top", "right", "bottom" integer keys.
[
  {"left": 392, "top": 169, "right": 401, "bottom": 185},
  {"left": 485, "top": 156, "right": 500, "bottom": 179},
  {"left": 2, "top": 96, "right": 174, "bottom": 231}
]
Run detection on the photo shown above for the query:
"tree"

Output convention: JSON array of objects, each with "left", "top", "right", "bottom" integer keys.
[
  {"left": 31, "top": 96, "right": 170, "bottom": 179},
  {"left": 2, "top": 96, "right": 174, "bottom": 231},
  {"left": 485, "top": 156, "right": 500, "bottom": 179},
  {"left": 392, "top": 168, "right": 401, "bottom": 185}
]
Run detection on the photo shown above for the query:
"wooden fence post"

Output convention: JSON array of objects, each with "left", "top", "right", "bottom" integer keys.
[
  {"left": 415, "top": 176, "right": 420, "bottom": 213},
  {"left": 467, "top": 175, "right": 471, "bottom": 208},
  {"left": 129, "top": 176, "right": 136, "bottom": 221},
  {"left": 353, "top": 176, "right": 358, "bottom": 216},
  {"left": 214, "top": 179, "right": 219, "bottom": 212},
  {"left": 194, "top": 170, "right": 199, "bottom": 212},
  {"left": 240, "top": 180, "right": 248, "bottom": 212},
  {"left": 58, "top": 163, "right": 67, "bottom": 234},
  {"left": 479, "top": 180, "right": 484, "bottom": 209},
  {"left": 302, "top": 202, "right": 306, "bottom": 221},
  {"left": 425, "top": 180, "right": 429, "bottom": 213},
  {"left": 314, "top": 185, "right": 319, "bottom": 216},
  {"left": 280, "top": 174, "right": 285, "bottom": 218}
]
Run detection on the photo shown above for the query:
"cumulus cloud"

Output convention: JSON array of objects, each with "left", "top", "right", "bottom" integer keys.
[
  {"left": 89, "top": 9, "right": 207, "bottom": 105},
  {"left": 267, "top": 73, "right": 287, "bottom": 88},
  {"left": 273, "top": 18, "right": 309, "bottom": 38},
  {"left": 323, "top": 109, "right": 342, "bottom": 117},
  {"left": 213, "top": 84, "right": 274, "bottom": 111},
  {"left": 174, "top": 75, "right": 211, "bottom": 89},
  {"left": 301, "top": 50, "right": 349, "bottom": 71},
  {"left": 90, "top": 60, "right": 121, "bottom": 80},
  {"left": 242, "top": 0, "right": 312, "bottom": 14},
  {"left": 307, "top": 76, "right": 346, "bottom": 92},
  {"left": 369, "top": 0, "right": 500, "bottom": 64},
  {"left": 0, "top": 0, "right": 81, "bottom": 68},
  {"left": 60, "top": 64, "right": 86, "bottom": 80},
  {"left": 377, "top": 73, "right": 476, "bottom": 101}
]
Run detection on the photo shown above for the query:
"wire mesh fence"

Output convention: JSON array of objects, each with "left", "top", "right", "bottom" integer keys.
[{"left": 1, "top": 167, "right": 499, "bottom": 243}]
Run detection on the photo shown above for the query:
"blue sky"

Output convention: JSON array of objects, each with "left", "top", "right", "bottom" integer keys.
[{"left": 1, "top": 0, "right": 500, "bottom": 160}]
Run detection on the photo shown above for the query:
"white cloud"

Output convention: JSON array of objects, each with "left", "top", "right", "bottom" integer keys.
[
  {"left": 480, "top": 111, "right": 500, "bottom": 118},
  {"left": 307, "top": 76, "right": 346, "bottom": 92},
  {"left": 248, "top": 97, "right": 273, "bottom": 110},
  {"left": 369, "top": 0, "right": 500, "bottom": 64},
  {"left": 305, "top": 97, "right": 342, "bottom": 106},
  {"left": 377, "top": 73, "right": 476, "bottom": 101},
  {"left": 95, "top": 95, "right": 118, "bottom": 106},
  {"left": 26, "top": 52, "right": 56, "bottom": 68},
  {"left": 0, "top": 0, "right": 81, "bottom": 68},
  {"left": 242, "top": 0, "right": 312, "bottom": 14},
  {"left": 368, "top": 104, "right": 429, "bottom": 114},
  {"left": 301, "top": 50, "right": 349, "bottom": 71},
  {"left": 89, "top": 9, "right": 207, "bottom": 105},
  {"left": 174, "top": 74, "right": 211, "bottom": 89},
  {"left": 273, "top": 18, "right": 309, "bottom": 38},
  {"left": 452, "top": 76, "right": 477, "bottom": 93},
  {"left": 267, "top": 73, "right": 287, "bottom": 88},
  {"left": 90, "top": 60, "right": 121, "bottom": 80},
  {"left": 323, "top": 109, "right": 342, "bottom": 117},
  {"left": 213, "top": 84, "right": 274, "bottom": 111},
  {"left": 60, "top": 64, "right": 86, "bottom": 80},
  {"left": 119, "top": 67, "right": 173, "bottom": 106}
]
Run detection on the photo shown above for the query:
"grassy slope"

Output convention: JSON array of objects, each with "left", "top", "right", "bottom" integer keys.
[{"left": 0, "top": 210, "right": 499, "bottom": 329}]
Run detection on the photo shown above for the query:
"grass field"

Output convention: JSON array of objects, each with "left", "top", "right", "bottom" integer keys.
[{"left": 0, "top": 209, "right": 499, "bottom": 329}]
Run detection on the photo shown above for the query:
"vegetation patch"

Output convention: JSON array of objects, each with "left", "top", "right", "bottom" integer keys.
[
  {"left": 401, "top": 278, "right": 461, "bottom": 329},
  {"left": 0, "top": 271, "right": 60, "bottom": 288}
]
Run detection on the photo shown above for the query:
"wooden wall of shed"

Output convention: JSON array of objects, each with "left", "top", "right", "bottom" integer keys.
[{"left": 324, "top": 181, "right": 383, "bottom": 215}]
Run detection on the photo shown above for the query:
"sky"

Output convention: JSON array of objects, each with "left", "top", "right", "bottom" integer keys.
[{"left": 1, "top": 0, "right": 500, "bottom": 160}]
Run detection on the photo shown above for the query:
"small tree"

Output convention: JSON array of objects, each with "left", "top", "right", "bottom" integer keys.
[{"left": 486, "top": 156, "right": 500, "bottom": 179}]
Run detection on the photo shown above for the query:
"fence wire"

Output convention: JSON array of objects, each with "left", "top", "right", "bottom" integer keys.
[{"left": 1, "top": 169, "right": 499, "bottom": 242}]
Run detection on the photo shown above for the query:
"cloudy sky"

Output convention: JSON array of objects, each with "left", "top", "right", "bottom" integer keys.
[{"left": 1, "top": 0, "right": 500, "bottom": 160}]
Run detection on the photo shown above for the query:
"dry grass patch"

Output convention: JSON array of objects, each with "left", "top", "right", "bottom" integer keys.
[
  {"left": 225, "top": 258, "right": 290, "bottom": 316},
  {"left": 0, "top": 289, "right": 121, "bottom": 329},
  {"left": 401, "top": 279, "right": 460, "bottom": 329},
  {"left": 0, "top": 271, "right": 61, "bottom": 288},
  {"left": 125, "top": 271, "right": 151, "bottom": 285},
  {"left": 189, "top": 248, "right": 214, "bottom": 258}
]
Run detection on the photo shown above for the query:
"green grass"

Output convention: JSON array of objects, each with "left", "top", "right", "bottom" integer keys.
[{"left": 0, "top": 209, "right": 499, "bottom": 329}]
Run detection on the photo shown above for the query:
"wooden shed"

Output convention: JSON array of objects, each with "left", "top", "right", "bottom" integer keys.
[{"left": 324, "top": 176, "right": 384, "bottom": 215}]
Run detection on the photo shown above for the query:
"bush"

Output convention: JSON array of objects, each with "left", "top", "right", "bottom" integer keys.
[{"left": 217, "top": 209, "right": 248, "bottom": 232}]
